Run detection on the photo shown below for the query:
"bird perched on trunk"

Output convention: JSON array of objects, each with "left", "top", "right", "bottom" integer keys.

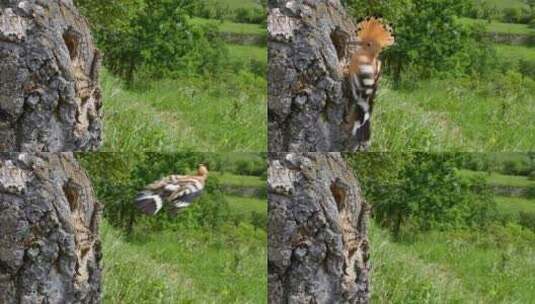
[
  {"left": 134, "top": 164, "right": 208, "bottom": 216},
  {"left": 344, "top": 17, "right": 394, "bottom": 148}
]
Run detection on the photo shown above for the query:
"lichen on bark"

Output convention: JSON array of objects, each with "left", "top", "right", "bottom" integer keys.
[
  {"left": 0, "top": 1, "right": 102, "bottom": 152},
  {"left": 0, "top": 153, "right": 102, "bottom": 303},
  {"left": 268, "top": 153, "right": 370, "bottom": 303},
  {"left": 268, "top": 0, "right": 371, "bottom": 152}
]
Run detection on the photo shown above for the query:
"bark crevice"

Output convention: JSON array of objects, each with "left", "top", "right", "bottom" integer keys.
[
  {"left": 0, "top": 153, "right": 101, "bottom": 303},
  {"left": 268, "top": 153, "right": 369, "bottom": 303},
  {"left": 0, "top": 1, "right": 102, "bottom": 152},
  {"left": 268, "top": 0, "right": 369, "bottom": 152}
]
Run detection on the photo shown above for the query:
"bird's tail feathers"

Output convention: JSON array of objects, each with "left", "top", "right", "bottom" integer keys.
[
  {"left": 134, "top": 191, "right": 163, "bottom": 215},
  {"left": 168, "top": 201, "right": 193, "bottom": 217}
]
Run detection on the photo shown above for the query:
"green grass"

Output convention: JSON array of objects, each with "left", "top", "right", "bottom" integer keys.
[
  {"left": 103, "top": 221, "right": 267, "bottom": 303},
  {"left": 371, "top": 79, "right": 535, "bottom": 152},
  {"left": 487, "top": 152, "right": 535, "bottom": 165},
  {"left": 482, "top": 0, "right": 529, "bottom": 10},
  {"left": 213, "top": 172, "right": 265, "bottom": 188},
  {"left": 221, "top": 0, "right": 262, "bottom": 10},
  {"left": 192, "top": 17, "right": 265, "bottom": 36},
  {"left": 496, "top": 44, "right": 535, "bottom": 62},
  {"left": 227, "top": 195, "right": 266, "bottom": 218},
  {"left": 370, "top": 226, "right": 472, "bottom": 303},
  {"left": 460, "top": 18, "right": 535, "bottom": 35},
  {"left": 219, "top": 21, "right": 265, "bottom": 36},
  {"left": 228, "top": 44, "right": 267, "bottom": 64},
  {"left": 371, "top": 223, "right": 535, "bottom": 303},
  {"left": 496, "top": 196, "right": 535, "bottom": 216},
  {"left": 101, "top": 70, "right": 267, "bottom": 152},
  {"left": 458, "top": 170, "right": 535, "bottom": 187}
]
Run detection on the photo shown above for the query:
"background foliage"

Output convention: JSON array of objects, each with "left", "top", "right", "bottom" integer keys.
[
  {"left": 342, "top": 0, "right": 535, "bottom": 151},
  {"left": 76, "top": 0, "right": 227, "bottom": 82},
  {"left": 344, "top": 0, "right": 493, "bottom": 84},
  {"left": 74, "top": 0, "right": 267, "bottom": 152},
  {"left": 77, "top": 152, "right": 266, "bottom": 233},
  {"left": 346, "top": 153, "right": 497, "bottom": 236},
  {"left": 77, "top": 152, "right": 267, "bottom": 302},
  {"left": 346, "top": 152, "right": 535, "bottom": 303}
]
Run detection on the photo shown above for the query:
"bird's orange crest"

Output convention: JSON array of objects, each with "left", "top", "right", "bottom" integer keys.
[{"left": 356, "top": 17, "right": 395, "bottom": 49}]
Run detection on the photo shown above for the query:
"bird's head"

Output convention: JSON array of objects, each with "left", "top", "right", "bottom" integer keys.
[
  {"left": 356, "top": 17, "right": 395, "bottom": 59},
  {"left": 197, "top": 164, "right": 209, "bottom": 177}
]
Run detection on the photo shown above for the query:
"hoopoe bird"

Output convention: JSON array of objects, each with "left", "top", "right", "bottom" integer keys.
[
  {"left": 345, "top": 17, "right": 394, "bottom": 142},
  {"left": 135, "top": 164, "right": 208, "bottom": 216}
]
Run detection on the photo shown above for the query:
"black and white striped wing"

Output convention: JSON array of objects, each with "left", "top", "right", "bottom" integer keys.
[
  {"left": 348, "top": 61, "right": 382, "bottom": 150},
  {"left": 164, "top": 178, "right": 205, "bottom": 214},
  {"left": 134, "top": 175, "right": 204, "bottom": 215},
  {"left": 135, "top": 191, "right": 164, "bottom": 215}
]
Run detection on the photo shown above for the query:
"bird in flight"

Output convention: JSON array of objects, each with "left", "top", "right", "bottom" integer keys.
[{"left": 135, "top": 164, "right": 208, "bottom": 215}]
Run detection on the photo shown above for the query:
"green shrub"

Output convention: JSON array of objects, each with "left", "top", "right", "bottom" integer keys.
[
  {"left": 501, "top": 158, "right": 533, "bottom": 176},
  {"left": 518, "top": 211, "right": 535, "bottom": 231},
  {"left": 502, "top": 7, "right": 524, "bottom": 23},
  {"left": 233, "top": 7, "right": 266, "bottom": 24},
  {"left": 345, "top": 0, "right": 496, "bottom": 85},
  {"left": 78, "top": 0, "right": 228, "bottom": 84},
  {"left": 527, "top": 185, "right": 535, "bottom": 199},
  {"left": 528, "top": 171, "right": 535, "bottom": 181},
  {"left": 347, "top": 153, "right": 497, "bottom": 236},
  {"left": 467, "top": 0, "right": 499, "bottom": 20},
  {"left": 191, "top": 0, "right": 230, "bottom": 20},
  {"left": 519, "top": 59, "right": 535, "bottom": 79},
  {"left": 503, "top": 160, "right": 522, "bottom": 175},
  {"left": 78, "top": 153, "right": 230, "bottom": 233},
  {"left": 461, "top": 154, "right": 490, "bottom": 171},
  {"left": 250, "top": 211, "right": 267, "bottom": 232},
  {"left": 234, "top": 159, "right": 266, "bottom": 176},
  {"left": 248, "top": 59, "right": 267, "bottom": 77}
]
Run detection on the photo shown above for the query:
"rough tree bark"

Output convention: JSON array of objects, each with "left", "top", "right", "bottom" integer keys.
[
  {"left": 268, "top": 153, "right": 370, "bottom": 303},
  {"left": 0, "top": 153, "right": 102, "bottom": 303},
  {"left": 0, "top": 1, "right": 102, "bottom": 152},
  {"left": 268, "top": 0, "right": 369, "bottom": 152}
]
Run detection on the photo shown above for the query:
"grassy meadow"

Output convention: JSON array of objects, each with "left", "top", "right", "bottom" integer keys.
[
  {"left": 496, "top": 44, "right": 535, "bottom": 61},
  {"left": 372, "top": 78, "right": 535, "bottom": 151},
  {"left": 370, "top": 223, "right": 535, "bottom": 303},
  {"left": 483, "top": 0, "right": 529, "bottom": 10},
  {"left": 86, "top": 153, "right": 268, "bottom": 304},
  {"left": 371, "top": 200, "right": 535, "bottom": 303},
  {"left": 460, "top": 17, "right": 535, "bottom": 35},
  {"left": 226, "top": 195, "right": 266, "bottom": 219},
  {"left": 358, "top": 154, "right": 535, "bottom": 303},
  {"left": 496, "top": 196, "right": 535, "bottom": 217},
  {"left": 84, "top": 0, "right": 267, "bottom": 152},
  {"left": 222, "top": 0, "right": 262, "bottom": 10},
  {"left": 227, "top": 44, "right": 267, "bottom": 63},
  {"left": 459, "top": 169, "right": 535, "bottom": 187},
  {"left": 101, "top": 67, "right": 266, "bottom": 152},
  {"left": 366, "top": 0, "right": 535, "bottom": 152},
  {"left": 212, "top": 172, "right": 266, "bottom": 188},
  {"left": 102, "top": 217, "right": 267, "bottom": 303},
  {"left": 192, "top": 17, "right": 266, "bottom": 36},
  {"left": 372, "top": 36, "right": 535, "bottom": 152},
  {"left": 101, "top": 197, "right": 267, "bottom": 304}
]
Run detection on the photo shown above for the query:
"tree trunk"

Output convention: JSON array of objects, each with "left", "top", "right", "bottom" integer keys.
[
  {"left": 0, "top": 153, "right": 102, "bottom": 303},
  {"left": 0, "top": 1, "right": 102, "bottom": 152},
  {"left": 268, "top": 0, "right": 368, "bottom": 152},
  {"left": 268, "top": 153, "right": 370, "bottom": 304}
]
